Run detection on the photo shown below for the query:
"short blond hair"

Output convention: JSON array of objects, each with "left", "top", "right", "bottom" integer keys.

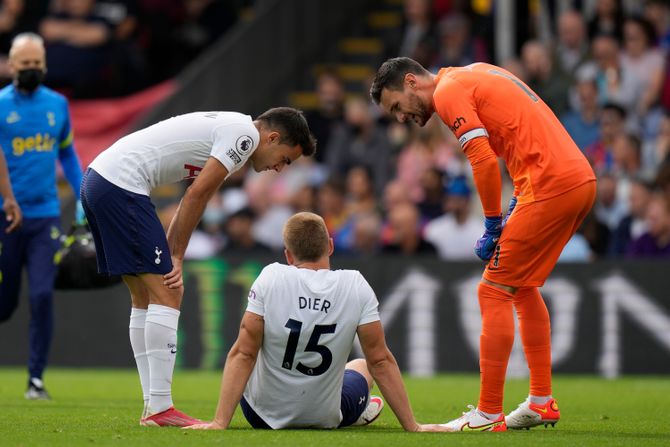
[{"left": 283, "top": 212, "right": 329, "bottom": 262}]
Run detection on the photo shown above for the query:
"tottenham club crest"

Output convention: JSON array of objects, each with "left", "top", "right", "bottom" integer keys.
[{"left": 236, "top": 135, "right": 253, "bottom": 154}]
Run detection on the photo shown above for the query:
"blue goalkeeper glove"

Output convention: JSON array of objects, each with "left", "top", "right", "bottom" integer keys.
[
  {"left": 75, "top": 199, "right": 87, "bottom": 226},
  {"left": 502, "top": 196, "right": 517, "bottom": 228},
  {"left": 474, "top": 215, "right": 502, "bottom": 261}
]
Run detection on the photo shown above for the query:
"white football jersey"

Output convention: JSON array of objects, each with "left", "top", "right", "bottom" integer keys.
[
  {"left": 244, "top": 262, "right": 380, "bottom": 429},
  {"left": 89, "top": 112, "right": 259, "bottom": 195}
]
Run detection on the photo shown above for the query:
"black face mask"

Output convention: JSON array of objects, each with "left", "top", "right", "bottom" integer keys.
[{"left": 15, "top": 69, "right": 44, "bottom": 93}]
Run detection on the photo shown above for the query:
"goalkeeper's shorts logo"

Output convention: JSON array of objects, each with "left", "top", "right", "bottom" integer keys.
[{"left": 492, "top": 244, "right": 501, "bottom": 268}]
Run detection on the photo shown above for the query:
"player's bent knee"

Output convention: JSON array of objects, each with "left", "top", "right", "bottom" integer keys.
[{"left": 345, "top": 358, "right": 373, "bottom": 388}]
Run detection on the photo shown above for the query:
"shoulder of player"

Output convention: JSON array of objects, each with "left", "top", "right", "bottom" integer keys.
[
  {"left": 257, "top": 262, "right": 291, "bottom": 279},
  {"left": 436, "top": 63, "right": 496, "bottom": 89},
  {"left": 332, "top": 268, "right": 363, "bottom": 276},
  {"left": 331, "top": 268, "right": 369, "bottom": 287},
  {"left": 434, "top": 70, "right": 471, "bottom": 101},
  {"left": 213, "top": 113, "right": 259, "bottom": 135},
  {"left": 37, "top": 86, "right": 69, "bottom": 104},
  {"left": 0, "top": 84, "right": 12, "bottom": 99},
  {"left": 204, "top": 111, "right": 252, "bottom": 126}
]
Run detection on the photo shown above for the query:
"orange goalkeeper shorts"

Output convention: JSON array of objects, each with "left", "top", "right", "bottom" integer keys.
[{"left": 483, "top": 180, "right": 596, "bottom": 288}]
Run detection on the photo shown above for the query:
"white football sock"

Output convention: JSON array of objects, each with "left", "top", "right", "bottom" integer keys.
[
  {"left": 529, "top": 395, "right": 552, "bottom": 405},
  {"left": 129, "top": 308, "right": 150, "bottom": 407},
  {"left": 145, "top": 304, "right": 180, "bottom": 414}
]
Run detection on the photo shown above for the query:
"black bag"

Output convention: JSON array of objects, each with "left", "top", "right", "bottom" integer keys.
[{"left": 54, "top": 224, "right": 122, "bottom": 290}]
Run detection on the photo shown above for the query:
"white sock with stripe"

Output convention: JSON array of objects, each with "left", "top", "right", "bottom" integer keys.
[
  {"left": 129, "top": 307, "right": 150, "bottom": 415},
  {"left": 145, "top": 304, "right": 180, "bottom": 414}
]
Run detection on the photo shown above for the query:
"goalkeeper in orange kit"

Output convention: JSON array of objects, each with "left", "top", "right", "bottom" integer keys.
[{"left": 370, "top": 57, "right": 596, "bottom": 431}]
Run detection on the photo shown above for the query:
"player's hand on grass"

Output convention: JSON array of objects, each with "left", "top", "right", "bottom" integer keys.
[
  {"left": 163, "top": 256, "right": 183, "bottom": 289},
  {"left": 3, "top": 196, "right": 22, "bottom": 233},
  {"left": 416, "top": 423, "right": 453, "bottom": 432},
  {"left": 474, "top": 215, "right": 502, "bottom": 261},
  {"left": 183, "top": 421, "right": 225, "bottom": 430}
]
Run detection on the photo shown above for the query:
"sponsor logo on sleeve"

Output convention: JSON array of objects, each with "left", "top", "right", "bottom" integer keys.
[
  {"left": 449, "top": 116, "right": 466, "bottom": 133},
  {"left": 249, "top": 289, "right": 256, "bottom": 300},
  {"left": 226, "top": 148, "right": 242, "bottom": 164},
  {"left": 183, "top": 163, "right": 203, "bottom": 179},
  {"left": 236, "top": 135, "right": 253, "bottom": 154}
]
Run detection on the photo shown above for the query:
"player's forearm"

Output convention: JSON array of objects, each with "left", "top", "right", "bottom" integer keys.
[
  {"left": 0, "top": 174, "right": 14, "bottom": 201},
  {"left": 212, "top": 348, "right": 257, "bottom": 428},
  {"left": 59, "top": 147, "right": 83, "bottom": 200},
  {"left": 166, "top": 189, "right": 208, "bottom": 259},
  {"left": 464, "top": 138, "right": 502, "bottom": 216},
  {"left": 368, "top": 353, "right": 419, "bottom": 432}
]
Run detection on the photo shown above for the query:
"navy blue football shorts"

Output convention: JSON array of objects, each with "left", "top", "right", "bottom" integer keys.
[
  {"left": 239, "top": 369, "right": 370, "bottom": 429},
  {"left": 80, "top": 168, "right": 172, "bottom": 276}
]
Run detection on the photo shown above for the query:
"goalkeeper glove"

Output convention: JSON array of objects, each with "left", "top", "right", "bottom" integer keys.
[
  {"left": 502, "top": 196, "right": 517, "bottom": 228},
  {"left": 474, "top": 215, "right": 502, "bottom": 261}
]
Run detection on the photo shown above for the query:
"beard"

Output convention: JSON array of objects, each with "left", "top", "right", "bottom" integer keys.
[{"left": 411, "top": 95, "right": 432, "bottom": 127}]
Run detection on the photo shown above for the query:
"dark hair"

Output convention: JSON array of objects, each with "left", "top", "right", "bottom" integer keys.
[
  {"left": 625, "top": 16, "right": 657, "bottom": 48},
  {"left": 321, "top": 175, "right": 347, "bottom": 196},
  {"left": 256, "top": 107, "right": 317, "bottom": 157},
  {"left": 370, "top": 57, "right": 430, "bottom": 105},
  {"left": 602, "top": 102, "right": 627, "bottom": 119},
  {"left": 622, "top": 132, "right": 642, "bottom": 154}
]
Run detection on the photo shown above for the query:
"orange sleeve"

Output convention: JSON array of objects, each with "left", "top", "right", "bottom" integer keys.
[
  {"left": 464, "top": 137, "right": 502, "bottom": 217},
  {"left": 433, "top": 75, "right": 485, "bottom": 142}
]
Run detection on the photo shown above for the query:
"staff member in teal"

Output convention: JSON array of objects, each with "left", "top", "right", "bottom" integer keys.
[{"left": 0, "top": 33, "right": 84, "bottom": 400}]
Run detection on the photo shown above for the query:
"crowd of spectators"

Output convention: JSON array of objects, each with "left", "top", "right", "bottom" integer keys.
[
  {"left": 183, "top": 0, "right": 670, "bottom": 261},
  {"left": 10, "top": 0, "right": 665, "bottom": 260},
  {"left": 0, "top": 0, "right": 242, "bottom": 97}
]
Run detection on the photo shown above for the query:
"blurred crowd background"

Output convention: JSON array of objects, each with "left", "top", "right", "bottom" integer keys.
[{"left": 4, "top": 0, "right": 670, "bottom": 261}]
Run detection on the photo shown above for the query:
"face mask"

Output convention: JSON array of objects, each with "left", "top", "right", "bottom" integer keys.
[{"left": 15, "top": 69, "right": 44, "bottom": 92}]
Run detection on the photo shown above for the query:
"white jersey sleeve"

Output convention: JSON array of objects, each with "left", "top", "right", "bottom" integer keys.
[
  {"left": 355, "top": 272, "right": 380, "bottom": 326},
  {"left": 246, "top": 265, "right": 272, "bottom": 317},
  {"left": 211, "top": 122, "right": 259, "bottom": 178}
]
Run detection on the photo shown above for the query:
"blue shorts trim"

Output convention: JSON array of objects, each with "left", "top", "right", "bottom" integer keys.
[
  {"left": 80, "top": 168, "right": 172, "bottom": 276},
  {"left": 239, "top": 369, "right": 369, "bottom": 429}
]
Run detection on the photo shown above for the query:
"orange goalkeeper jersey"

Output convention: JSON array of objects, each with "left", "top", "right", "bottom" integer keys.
[{"left": 433, "top": 63, "right": 595, "bottom": 204}]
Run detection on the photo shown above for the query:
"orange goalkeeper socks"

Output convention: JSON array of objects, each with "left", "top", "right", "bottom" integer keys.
[
  {"left": 514, "top": 287, "right": 552, "bottom": 397},
  {"left": 477, "top": 282, "right": 514, "bottom": 414}
]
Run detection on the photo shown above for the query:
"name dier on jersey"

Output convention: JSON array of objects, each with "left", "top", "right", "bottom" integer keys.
[{"left": 299, "top": 296, "right": 331, "bottom": 313}]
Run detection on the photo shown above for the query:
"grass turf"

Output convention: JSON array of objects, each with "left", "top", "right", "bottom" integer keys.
[{"left": 0, "top": 368, "right": 668, "bottom": 446}]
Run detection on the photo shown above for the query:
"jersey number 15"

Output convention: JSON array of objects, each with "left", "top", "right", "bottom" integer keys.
[{"left": 282, "top": 318, "right": 336, "bottom": 376}]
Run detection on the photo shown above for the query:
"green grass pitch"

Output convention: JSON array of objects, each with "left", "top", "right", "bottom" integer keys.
[{"left": 0, "top": 368, "right": 668, "bottom": 446}]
